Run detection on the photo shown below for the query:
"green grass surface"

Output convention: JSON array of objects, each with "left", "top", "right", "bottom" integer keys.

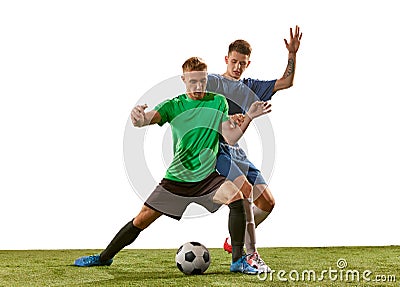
[{"left": 0, "top": 246, "right": 399, "bottom": 286}]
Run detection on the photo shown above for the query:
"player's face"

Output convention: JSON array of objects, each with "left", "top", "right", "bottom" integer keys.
[
  {"left": 224, "top": 51, "right": 251, "bottom": 80},
  {"left": 181, "top": 70, "right": 208, "bottom": 100}
]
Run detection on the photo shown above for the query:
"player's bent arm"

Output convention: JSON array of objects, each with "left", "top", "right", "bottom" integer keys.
[
  {"left": 144, "top": 110, "right": 162, "bottom": 125},
  {"left": 221, "top": 115, "right": 252, "bottom": 146},
  {"left": 222, "top": 101, "right": 272, "bottom": 145},
  {"left": 131, "top": 104, "right": 161, "bottom": 127}
]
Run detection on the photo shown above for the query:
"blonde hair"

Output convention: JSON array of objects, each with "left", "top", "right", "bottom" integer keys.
[{"left": 182, "top": 57, "right": 207, "bottom": 73}]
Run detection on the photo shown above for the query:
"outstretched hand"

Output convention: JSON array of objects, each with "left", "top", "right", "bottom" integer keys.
[
  {"left": 246, "top": 101, "right": 272, "bottom": 120},
  {"left": 284, "top": 25, "right": 302, "bottom": 54}
]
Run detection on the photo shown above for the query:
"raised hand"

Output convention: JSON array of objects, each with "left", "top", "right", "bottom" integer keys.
[
  {"left": 284, "top": 25, "right": 302, "bottom": 54},
  {"left": 246, "top": 101, "right": 272, "bottom": 120}
]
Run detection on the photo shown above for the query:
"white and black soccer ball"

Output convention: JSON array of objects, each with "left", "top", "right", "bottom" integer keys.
[{"left": 175, "top": 242, "right": 211, "bottom": 275}]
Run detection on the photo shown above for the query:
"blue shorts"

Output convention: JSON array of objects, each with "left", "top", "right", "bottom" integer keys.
[{"left": 216, "top": 142, "right": 266, "bottom": 186}]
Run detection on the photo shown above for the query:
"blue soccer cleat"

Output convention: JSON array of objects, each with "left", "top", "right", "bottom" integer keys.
[
  {"left": 230, "top": 255, "right": 259, "bottom": 275},
  {"left": 74, "top": 254, "right": 113, "bottom": 267}
]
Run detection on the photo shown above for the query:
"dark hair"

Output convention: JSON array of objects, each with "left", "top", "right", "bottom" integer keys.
[{"left": 228, "top": 39, "right": 252, "bottom": 56}]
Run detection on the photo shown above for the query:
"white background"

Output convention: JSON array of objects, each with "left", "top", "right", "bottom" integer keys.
[{"left": 1, "top": 0, "right": 399, "bottom": 250}]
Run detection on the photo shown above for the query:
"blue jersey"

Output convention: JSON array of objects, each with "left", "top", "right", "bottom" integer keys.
[{"left": 207, "top": 74, "right": 276, "bottom": 115}]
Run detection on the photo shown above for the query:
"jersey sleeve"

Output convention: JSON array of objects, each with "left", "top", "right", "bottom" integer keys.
[
  {"left": 154, "top": 99, "right": 173, "bottom": 126},
  {"left": 242, "top": 78, "right": 277, "bottom": 101},
  {"left": 220, "top": 96, "right": 230, "bottom": 123},
  {"left": 207, "top": 74, "right": 221, "bottom": 94}
]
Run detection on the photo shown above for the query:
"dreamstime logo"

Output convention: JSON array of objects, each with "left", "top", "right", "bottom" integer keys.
[
  {"left": 123, "top": 74, "right": 275, "bottom": 218},
  {"left": 257, "top": 258, "right": 396, "bottom": 283}
]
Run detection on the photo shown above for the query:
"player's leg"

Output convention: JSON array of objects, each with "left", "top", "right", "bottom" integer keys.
[
  {"left": 240, "top": 162, "right": 273, "bottom": 273},
  {"left": 220, "top": 153, "right": 260, "bottom": 255},
  {"left": 252, "top": 184, "right": 275, "bottom": 227},
  {"left": 245, "top": 159, "right": 275, "bottom": 227},
  {"left": 213, "top": 181, "right": 258, "bottom": 275},
  {"left": 216, "top": 145, "right": 257, "bottom": 254},
  {"left": 74, "top": 205, "right": 162, "bottom": 267},
  {"left": 231, "top": 175, "right": 257, "bottom": 255},
  {"left": 99, "top": 205, "right": 162, "bottom": 262},
  {"left": 133, "top": 205, "right": 163, "bottom": 229}
]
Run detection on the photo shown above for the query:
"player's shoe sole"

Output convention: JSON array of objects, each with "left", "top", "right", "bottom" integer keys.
[
  {"left": 74, "top": 254, "right": 113, "bottom": 267},
  {"left": 230, "top": 255, "right": 259, "bottom": 275}
]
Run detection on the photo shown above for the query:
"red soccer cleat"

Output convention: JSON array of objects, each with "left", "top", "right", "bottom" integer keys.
[{"left": 224, "top": 237, "right": 232, "bottom": 254}]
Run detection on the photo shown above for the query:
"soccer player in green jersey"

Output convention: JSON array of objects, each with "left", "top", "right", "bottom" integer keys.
[{"left": 74, "top": 57, "right": 272, "bottom": 274}]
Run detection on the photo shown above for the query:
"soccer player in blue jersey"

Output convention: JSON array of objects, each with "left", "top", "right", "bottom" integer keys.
[{"left": 207, "top": 25, "right": 303, "bottom": 272}]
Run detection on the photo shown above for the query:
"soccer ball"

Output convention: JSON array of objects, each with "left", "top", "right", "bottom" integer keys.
[{"left": 175, "top": 242, "right": 211, "bottom": 275}]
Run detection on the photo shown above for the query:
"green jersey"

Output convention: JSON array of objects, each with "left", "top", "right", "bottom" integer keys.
[{"left": 155, "top": 92, "right": 229, "bottom": 182}]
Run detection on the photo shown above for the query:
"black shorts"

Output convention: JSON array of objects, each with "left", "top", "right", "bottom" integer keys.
[{"left": 144, "top": 172, "right": 226, "bottom": 220}]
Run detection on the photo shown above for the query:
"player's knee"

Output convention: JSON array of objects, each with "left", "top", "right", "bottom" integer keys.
[
  {"left": 254, "top": 186, "right": 275, "bottom": 211},
  {"left": 270, "top": 197, "right": 275, "bottom": 208},
  {"left": 231, "top": 190, "right": 244, "bottom": 202},
  {"left": 268, "top": 196, "right": 275, "bottom": 210},
  {"left": 240, "top": 180, "right": 252, "bottom": 198},
  {"left": 265, "top": 191, "right": 275, "bottom": 210},
  {"left": 133, "top": 206, "right": 159, "bottom": 229},
  {"left": 224, "top": 181, "right": 243, "bottom": 204},
  {"left": 233, "top": 176, "right": 252, "bottom": 198}
]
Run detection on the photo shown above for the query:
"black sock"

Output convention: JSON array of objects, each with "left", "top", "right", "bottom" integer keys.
[
  {"left": 228, "top": 199, "right": 246, "bottom": 263},
  {"left": 99, "top": 220, "right": 142, "bottom": 262}
]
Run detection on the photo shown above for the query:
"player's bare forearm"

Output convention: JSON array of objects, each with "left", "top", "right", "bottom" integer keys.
[
  {"left": 221, "top": 115, "right": 252, "bottom": 145},
  {"left": 283, "top": 53, "right": 296, "bottom": 81},
  {"left": 222, "top": 101, "right": 272, "bottom": 145},
  {"left": 274, "top": 53, "right": 296, "bottom": 91}
]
